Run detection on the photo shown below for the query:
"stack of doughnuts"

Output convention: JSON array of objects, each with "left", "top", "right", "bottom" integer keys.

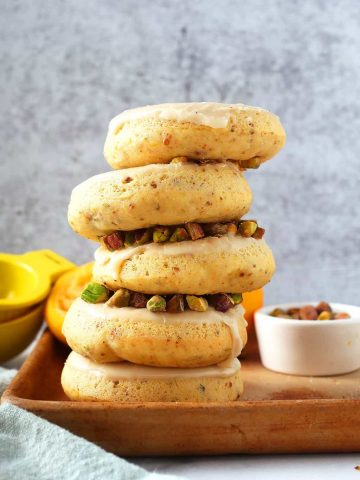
[{"left": 61, "top": 102, "right": 285, "bottom": 402}]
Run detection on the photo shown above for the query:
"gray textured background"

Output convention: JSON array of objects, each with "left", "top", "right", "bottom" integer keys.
[{"left": 1, "top": 0, "right": 359, "bottom": 304}]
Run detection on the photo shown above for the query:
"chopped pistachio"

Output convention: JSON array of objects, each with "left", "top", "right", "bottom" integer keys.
[
  {"left": 229, "top": 293, "right": 243, "bottom": 305},
  {"left": 316, "top": 301, "right": 332, "bottom": 314},
  {"left": 129, "top": 292, "right": 148, "bottom": 308},
  {"left": 288, "top": 307, "right": 301, "bottom": 319},
  {"left": 203, "top": 223, "right": 229, "bottom": 236},
  {"left": 186, "top": 295, "right": 208, "bottom": 312},
  {"left": 202, "top": 222, "right": 238, "bottom": 236},
  {"left": 147, "top": 295, "right": 166, "bottom": 312},
  {"left": 124, "top": 231, "right": 135, "bottom": 247},
  {"left": 166, "top": 294, "right": 185, "bottom": 313},
  {"left": 299, "top": 305, "right": 318, "bottom": 320},
  {"left": 269, "top": 303, "right": 350, "bottom": 321},
  {"left": 317, "top": 311, "right": 332, "bottom": 321},
  {"left": 238, "top": 220, "right": 258, "bottom": 237},
  {"left": 269, "top": 307, "right": 290, "bottom": 318},
  {"left": 241, "top": 158, "right": 261, "bottom": 169},
  {"left": 153, "top": 226, "right": 171, "bottom": 243},
  {"left": 103, "top": 232, "right": 124, "bottom": 251},
  {"left": 252, "top": 227, "right": 265, "bottom": 239},
  {"left": 227, "top": 223, "right": 238, "bottom": 235},
  {"left": 134, "top": 228, "right": 151, "bottom": 245},
  {"left": 210, "top": 293, "right": 235, "bottom": 312},
  {"left": 169, "top": 227, "right": 189, "bottom": 242},
  {"left": 170, "top": 156, "right": 188, "bottom": 164},
  {"left": 81, "top": 283, "right": 110, "bottom": 304},
  {"left": 334, "top": 312, "right": 351, "bottom": 320},
  {"left": 106, "top": 288, "right": 130, "bottom": 307},
  {"left": 185, "top": 222, "right": 205, "bottom": 240}
]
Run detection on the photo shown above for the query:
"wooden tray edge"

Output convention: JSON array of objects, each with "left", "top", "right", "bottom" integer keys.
[{"left": 3, "top": 331, "right": 360, "bottom": 456}]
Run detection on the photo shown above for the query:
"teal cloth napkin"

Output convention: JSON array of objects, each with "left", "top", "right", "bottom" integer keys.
[{"left": 0, "top": 367, "right": 184, "bottom": 480}]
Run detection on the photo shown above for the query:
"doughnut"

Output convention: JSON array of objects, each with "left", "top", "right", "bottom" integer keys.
[
  {"left": 104, "top": 102, "right": 286, "bottom": 169},
  {"left": 92, "top": 235, "right": 275, "bottom": 295},
  {"left": 68, "top": 162, "right": 252, "bottom": 240},
  {"left": 61, "top": 352, "right": 243, "bottom": 402},
  {"left": 62, "top": 298, "right": 247, "bottom": 367}
]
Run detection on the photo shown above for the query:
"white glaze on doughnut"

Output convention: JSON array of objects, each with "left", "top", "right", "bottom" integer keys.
[
  {"left": 67, "top": 351, "right": 241, "bottom": 380},
  {"left": 95, "top": 236, "right": 262, "bottom": 283},
  {"left": 71, "top": 298, "right": 246, "bottom": 359},
  {"left": 109, "top": 102, "right": 267, "bottom": 132}
]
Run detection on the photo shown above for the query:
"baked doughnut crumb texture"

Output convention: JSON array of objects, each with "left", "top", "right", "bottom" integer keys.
[
  {"left": 62, "top": 352, "right": 243, "bottom": 402},
  {"left": 92, "top": 237, "right": 275, "bottom": 295},
  {"left": 68, "top": 162, "right": 253, "bottom": 240},
  {"left": 63, "top": 298, "right": 248, "bottom": 367},
  {"left": 62, "top": 102, "right": 284, "bottom": 402},
  {"left": 104, "top": 102, "right": 286, "bottom": 169}
]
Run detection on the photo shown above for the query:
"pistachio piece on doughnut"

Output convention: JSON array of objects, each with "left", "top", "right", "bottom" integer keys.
[
  {"left": 81, "top": 283, "right": 110, "bottom": 304},
  {"left": 186, "top": 295, "right": 208, "bottom": 312},
  {"left": 147, "top": 295, "right": 167, "bottom": 312},
  {"left": 227, "top": 223, "right": 238, "bottom": 235},
  {"left": 202, "top": 223, "right": 224, "bottom": 236},
  {"left": 241, "top": 158, "right": 261, "bottom": 169},
  {"left": 124, "top": 231, "right": 135, "bottom": 247},
  {"left": 238, "top": 220, "right": 258, "bottom": 238},
  {"left": 169, "top": 227, "right": 189, "bottom": 242},
  {"left": 229, "top": 293, "right": 243, "bottom": 305},
  {"left": 203, "top": 223, "right": 232, "bottom": 236},
  {"left": 166, "top": 294, "right": 185, "bottom": 313},
  {"left": 210, "top": 294, "right": 235, "bottom": 312},
  {"left": 129, "top": 292, "right": 148, "bottom": 308},
  {"left": 153, "top": 226, "right": 171, "bottom": 243},
  {"left": 106, "top": 288, "right": 130, "bottom": 307},
  {"left": 134, "top": 228, "right": 151, "bottom": 245},
  {"left": 103, "top": 231, "right": 124, "bottom": 251},
  {"left": 252, "top": 227, "right": 265, "bottom": 239},
  {"left": 185, "top": 222, "right": 205, "bottom": 240}
]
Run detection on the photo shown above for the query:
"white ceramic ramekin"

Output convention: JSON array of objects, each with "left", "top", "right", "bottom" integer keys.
[{"left": 255, "top": 302, "right": 360, "bottom": 376}]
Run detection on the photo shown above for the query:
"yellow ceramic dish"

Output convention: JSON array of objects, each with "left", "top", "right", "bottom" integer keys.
[
  {"left": 0, "top": 250, "right": 75, "bottom": 322},
  {"left": 0, "top": 302, "right": 44, "bottom": 362}
]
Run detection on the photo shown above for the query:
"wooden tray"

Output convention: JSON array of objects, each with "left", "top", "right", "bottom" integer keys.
[{"left": 2, "top": 330, "right": 360, "bottom": 456}]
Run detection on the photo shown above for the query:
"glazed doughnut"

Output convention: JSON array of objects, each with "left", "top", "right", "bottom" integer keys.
[
  {"left": 68, "top": 162, "right": 252, "bottom": 240},
  {"left": 104, "top": 102, "right": 286, "bottom": 169},
  {"left": 62, "top": 298, "right": 247, "bottom": 367},
  {"left": 61, "top": 352, "right": 243, "bottom": 402},
  {"left": 92, "top": 235, "right": 275, "bottom": 295}
]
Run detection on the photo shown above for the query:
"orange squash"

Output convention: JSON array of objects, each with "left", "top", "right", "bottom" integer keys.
[
  {"left": 45, "top": 263, "right": 93, "bottom": 343},
  {"left": 242, "top": 289, "right": 263, "bottom": 331}
]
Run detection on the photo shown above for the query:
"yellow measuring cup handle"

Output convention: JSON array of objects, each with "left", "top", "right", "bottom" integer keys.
[{"left": 22, "top": 250, "right": 76, "bottom": 284}]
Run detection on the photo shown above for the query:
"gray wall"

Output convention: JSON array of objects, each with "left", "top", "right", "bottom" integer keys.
[{"left": 1, "top": 0, "right": 360, "bottom": 304}]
